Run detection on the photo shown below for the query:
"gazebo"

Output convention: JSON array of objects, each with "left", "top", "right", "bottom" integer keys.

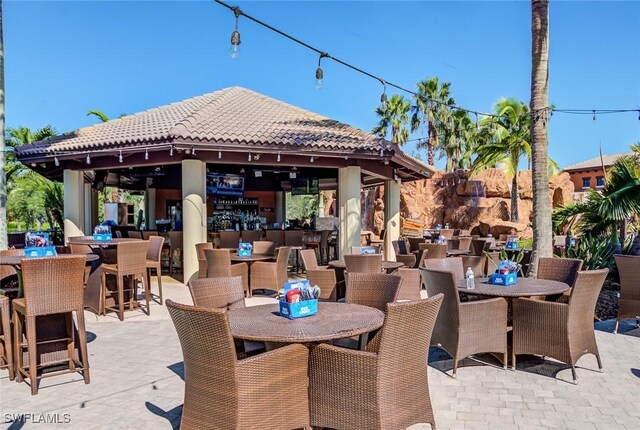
[{"left": 17, "top": 86, "right": 434, "bottom": 278}]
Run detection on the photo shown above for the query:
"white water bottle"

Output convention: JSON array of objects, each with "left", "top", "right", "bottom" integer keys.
[{"left": 466, "top": 267, "right": 475, "bottom": 289}]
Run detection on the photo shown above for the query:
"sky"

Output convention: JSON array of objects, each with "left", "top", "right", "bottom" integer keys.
[{"left": 5, "top": 0, "right": 640, "bottom": 169}]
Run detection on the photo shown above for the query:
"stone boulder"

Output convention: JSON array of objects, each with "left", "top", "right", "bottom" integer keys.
[
  {"left": 471, "top": 168, "right": 511, "bottom": 198},
  {"left": 479, "top": 220, "right": 531, "bottom": 238},
  {"left": 549, "top": 172, "right": 575, "bottom": 208}
]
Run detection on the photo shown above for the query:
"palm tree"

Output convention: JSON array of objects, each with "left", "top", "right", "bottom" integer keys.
[
  {"left": 441, "top": 110, "right": 480, "bottom": 171},
  {"left": 0, "top": 0, "right": 6, "bottom": 250},
  {"left": 529, "top": 0, "right": 553, "bottom": 273},
  {"left": 5, "top": 126, "right": 57, "bottom": 183},
  {"left": 372, "top": 94, "right": 411, "bottom": 145},
  {"left": 411, "top": 77, "right": 454, "bottom": 165},
  {"left": 86, "top": 109, "right": 109, "bottom": 123}
]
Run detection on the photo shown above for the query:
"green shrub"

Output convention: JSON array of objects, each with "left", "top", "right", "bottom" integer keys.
[{"left": 562, "top": 236, "right": 615, "bottom": 270}]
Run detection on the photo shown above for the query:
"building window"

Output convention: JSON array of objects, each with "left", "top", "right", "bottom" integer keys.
[
  {"left": 582, "top": 177, "right": 591, "bottom": 189},
  {"left": 596, "top": 176, "right": 605, "bottom": 188}
]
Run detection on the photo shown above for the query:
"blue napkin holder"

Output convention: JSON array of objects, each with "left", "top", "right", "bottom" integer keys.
[
  {"left": 24, "top": 232, "right": 57, "bottom": 258},
  {"left": 238, "top": 243, "right": 252, "bottom": 256},
  {"left": 279, "top": 280, "right": 318, "bottom": 319}
]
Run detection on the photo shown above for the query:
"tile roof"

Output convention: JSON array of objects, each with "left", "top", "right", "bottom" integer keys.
[
  {"left": 18, "top": 86, "right": 386, "bottom": 156},
  {"left": 563, "top": 152, "right": 634, "bottom": 171}
]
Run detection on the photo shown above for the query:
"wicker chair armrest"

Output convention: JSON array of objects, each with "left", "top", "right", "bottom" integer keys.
[
  {"left": 396, "top": 254, "right": 417, "bottom": 268},
  {"left": 229, "top": 262, "right": 248, "bottom": 276},
  {"left": 306, "top": 269, "right": 337, "bottom": 300},
  {"left": 459, "top": 297, "right": 508, "bottom": 326},
  {"left": 239, "top": 342, "right": 308, "bottom": 369},
  {"left": 312, "top": 343, "right": 378, "bottom": 373},
  {"left": 512, "top": 297, "right": 568, "bottom": 326},
  {"left": 250, "top": 261, "right": 276, "bottom": 272}
]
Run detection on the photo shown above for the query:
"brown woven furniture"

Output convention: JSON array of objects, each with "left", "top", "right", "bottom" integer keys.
[
  {"left": 249, "top": 246, "right": 291, "bottom": 295},
  {"left": 195, "top": 242, "right": 214, "bottom": 278},
  {"left": 304, "top": 230, "right": 331, "bottom": 265},
  {"left": 166, "top": 300, "right": 310, "bottom": 430},
  {"left": 300, "top": 248, "right": 323, "bottom": 270},
  {"left": 407, "top": 237, "right": 425, "bottom": 253},
  {"left": 284, "top": 230, "right": 304, "bottom": 246},
  {"left": 350, "top": 245, "right": 382, "bottom": 254},
  {"left": 265, "top": 230, "right": 285, "bottom": 247},
  {"left": 484, "top": 251, "right": 501, "bottom": 276},
  {"left": 457, "top": 237, "right": 472, "bottom": 252},
  {"left": 146, "top": 235, "right": 165, "bottom": 305},
  {"left": 614, "top": 255, "right": 640, "bottom": 333},
  {"left": 188, "top": 276, "right": 245, "bottom": 310},
  {"left": 537, "top": 257, "right": 583, "bottom": 286},
  {"left": 306, "top": 269, "right": 338, "bottom": 302},
  {"left": 512, "top": 269, "right": 608, "bottom": 383},
  {"left": 418, "top": 243, "right": 447, "bottom": 262},
  {"left": 251, "top": 240, "right": 276, "bottom": 255},
  {"left": 141, "top": 231, "right": 158, "bottom": 240},
  {"left": 218, "top": 231, "right": 240, "bottom": 249},
  {"left": 168, "top": 231, "right": 183, "bottom": 274},
  {"left": 457, "top": 277, "right": 571, "bottom": 298},
  {"left": 309, "top": 295, "right": 443, "bottom": 430},
  {"left": 420, "top": 268, "right": 508, "bottom": 375},
  {"left": 13, "top": 256, "right": 90, "bottom": 395},
  {"left": 127, "top": 230, "right": 143, "bottom": 239},
  {"left": 439, "top": 228, "right": 455, "bottom": 240},
  {"left": 101, "top": 240, "right": 150, "bottom": 321},
  {"left": 345, "top": 272, "right": 402, "bottom": 312},
  {"left": 204, "top": 249, "right": 249, "bottom": 295},
  {"left": 393, "top": 240, "right": 417, "bottom": 268},
  {"left": 1, "top": 249, "right": 24, "bottom": 297},
  {"left": 396, "top": 268, "right": 423, "bottom": 301},
  {"left": 343, "top": 254, "right": 383, "bottom": 273},
  {"left": 461, "top": 255, "right": 487, "bottom": 277},
  {"left": 471, "top": 239, "right": 493, "bottom": 256},
  {"left": 423, "top": 257, "right": 464, "bottom": 281},
  {"left": 240, "top": 230, "right": 262, "bottom": 244},
  {"left": 0, "top": 295, "right": 14, "bottom": 380},
  {"left": 229, "top": 302, "right": 384, "bottom": 343},
  {"left": 328, "top": 259, "right": 403, "bottom": 273}
]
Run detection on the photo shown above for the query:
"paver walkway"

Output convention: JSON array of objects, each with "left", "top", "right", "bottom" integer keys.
[{"left": 1, "top": 276, "right": 639, "bottom": 429}]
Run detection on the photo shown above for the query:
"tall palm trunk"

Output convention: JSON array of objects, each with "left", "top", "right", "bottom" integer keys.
[
  {"left": 427, "top": 120, "right": 437, "bottom": 165},
  {"left": 529, "top": 0, "right": 553, "bottom": 275},
  {"left": 0, "top": 1, "right": 6, "bottom": 250},
  {"left": 511, "top": 175, "right": 519, "bottom": 222}
]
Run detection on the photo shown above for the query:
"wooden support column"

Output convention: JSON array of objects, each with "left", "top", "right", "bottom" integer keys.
[
  {"left": 182, "top": 160, "right": 207, "bottom": 280},
  {"left": 63, "top": 169, "right": 85, "bottom": 243},
  {"left": 338, "top": 166, "right": 361, "bottom": 258},
  {"left": 384, "top": 178, "right": 401, "bottom": 260}
]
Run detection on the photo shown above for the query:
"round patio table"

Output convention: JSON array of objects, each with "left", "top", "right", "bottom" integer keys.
[
  {"left": 229, "top": 302, "right": 384, "bottom": 347},
  {"left": 67, "top": 237, "right": 141, "bottom": 246},
  {"left": 446, "top": 249, "right": 471, "bottom": 257},
  {"left": 456, "top": 277, "right": 569, "bottom": 298},
  {"left": 327, "top": 260, "right": 404, "bottom": 272},
  {"left": 0, "top": 253, "right": 99, "bottom": 267}
]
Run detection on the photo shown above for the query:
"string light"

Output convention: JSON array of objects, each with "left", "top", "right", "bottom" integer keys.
[
  {"left": 218, "top": 150, "right": 222, "bottom": 159},
  {"left": 86, "top": 154, "right": 91, "bottom": 165},
  {"left": 229, "top": 7, "right": 241, "bottom": 58},
  {"left": 169, "top": 145, "right": 174, "bottom": 156},
  {"left": 593, "top": 110, "right": 596, "bottom": 121},
  {"left": 54, "top": 156, "right": 59, "bottom": 166},
  {"left": 192, "top": 145, "right": 196, "bottom": 156},
  {"left": 380, "top": 80, "right": 387, "bottom": 109},
  {"left": 315, "top": 53, "right": 326, "bottom": 90},
  {"left": 277, "top": 151, "right": 281, "bottom": 162},
  {"left": 145, "top": 148, "right": 149, "bottom": 160},
  {"left": 310, "top": 156, "right": 314, "bottom": 163},
  {"left": 119, "top": 150, "right": 123, "bottom": 163},
  {"left": 248, "top": 152, "right": 252, "bottom": 161}
]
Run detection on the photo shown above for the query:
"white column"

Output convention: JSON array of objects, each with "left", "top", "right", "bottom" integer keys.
[
  {"left": 83, "top": 183, "right": 93, "bottom": 235},
  {"left": 384, "top": 179, "right": 401, "bottom": 260},
  {"left": 146, "top": 188, "right": 157, "bottom": 229},
  {"left": 338, "top": 166, "right": 361, "bottom": 258},
  {"left": 63, "top": 169, "right": 85, "bottom": 243},
  {"left": 182, "top": 160, "right": 207, "bottom": 280},
  {"left": 275, "top": 191, "right": 285, "bottom": 225}
]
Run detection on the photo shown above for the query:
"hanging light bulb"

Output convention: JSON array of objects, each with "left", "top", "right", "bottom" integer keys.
[
  {"left": 54, "top": 156, "right": 59, "bottom": 167},
  {"left": 310, "top": 156, "right": 314, "bottom": 163},
  {"left": 277, "top": 151, "right": 281, "bottom": 162},
  {"left": 380, "top": 80, "right": 387, "bottom": 109},
  {"left": 86, "top": 154, "right": 91, "bottom": 165},
  {"left": 119, "top": 150, "right": 123, "bottom": 163},
  {"left": 637, "top": 110, "right": 640, "bottom": 121},
  {"left": 248, "top": 152, "right": 252, "bottom": 161},
  {"left": 145, "top": 148, "right": 149, "bottom": 160},
  {"left": 169, "top": 146, "right": 174, "bottom": 157},
  {"left": 315, "top": 53, "right": 327, "bottom": 90},
  {"left": 593, "top": 110, "right": 596, "bottom": 121},
  {"left": 379, "top": 148, "right": 384, "bottom": 157},
  {"left": 218, "top": 150, "right": 222, "bottom": 159},
  {"left": 229, "top": 7, "right": 242, "bottom": 59}
]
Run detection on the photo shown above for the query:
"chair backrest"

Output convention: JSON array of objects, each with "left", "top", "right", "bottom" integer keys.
[
  {"left": 567, "top": 269, "right": 609, "bottom": 327},
  {"left": 537, "top": 257, "right": 583, "bottom": 286},
  {"left": 0, "top": 248, "right": 24, "bottom": 279},
  {"left": 168, "top": 231, "right": 183, "bottom": 250},
  {"left": 418, "top": 243, "right": 447, "bottom": 260},
  {"left": 196, "top": 242, "right": 214, "bottom": 260},
  {"left": 484, "top": 251, "right": 501, "bottom": 275},
  {"left": 204, "top": 249, "right": 233, "bottom": 277},
  {"left": 471, "top": 239, "right": 492, "bottom": 256},
  {"left": 407, "top": 237, "right": 425, "bottom": 252},
  {"left": 345, "top": 273, "right": 402, "bottom": 311},
  {"left": 127, "top": 230, "right": 143, "bottom": 239},
  {"left": 344, "top": 254, "right": 383, "bottom": 273},
  {"left": 614, "top": 255, "right": 640, "bottom": 303},
  {"left": 166, "top": 299, "right": 239, "bottom": 420},
  {"left": 299, "top": 249, "right": 319, "bottom": 270},
  {"left": 69, "top": 243, "right": 92, "bottom": 255},
  {"left": 241, "top": 230, "right": 263, "bottom": 244},
  {"left": 446, "top": 239, "right": 459, "bottom": 251},
  {"left": 461, "top": 255, "right": 486, "bottom": 278},
  {"left": 392, "top": 240, "right": 408, "bottom": 255},
  {"left": 423, "top": 257, "right": 464, "bottom": 282},
  {"left": 252, "top": 241, "right": 276, "bottom": 255},
  {"left": 396, "top": 268, "right": 422, "bottom": 301},
  {"left": 284, "top": 230, "right": 304, "bottom": 246},
  {"left": 457, "top": 237, "right": 472, "bottom": 252},
  {"left": 275, "top": 246, "right": 292, "bottom": 270},
  {"left": 147, "top": 236, "right": 165, "bottom": 262},
  {"left": 141, "top": 231, "right": 158, "bottom": 240},
  {"left": 439, "top": 229, "right": 455, "bottom": 240},
  {"left": 498, "top": 234, "right": 509, "bottom": 242},
  {"left": 21, "top": 255, "right": 86, "bottom": 315},
  {"left": 188, "top": 276, "right": 245, "bottom": 310},
  {"left": 418, "top": 268, "right": 461, "bottom": 335},
  {"left": 116, "top": 241, "right": 149, "bottom": 275},
  {"left": 115, "top": 230, "right": 123, "bottom": 238},
  {"left": 265, "top": 230, "right": 285, "bottom": 247},
  {"left": 219, "top": 231, "right": 241, "bottom": 249},
  {"left": 458, "top": 229, "right": 471, "bottom": 236}
]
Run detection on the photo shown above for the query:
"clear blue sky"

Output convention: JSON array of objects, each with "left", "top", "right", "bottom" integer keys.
[{"left": 5, "top": 1, "right": 639, "bottom": 169}]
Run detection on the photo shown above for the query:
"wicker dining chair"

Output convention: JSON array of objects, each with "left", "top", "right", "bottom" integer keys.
[
  {"left": 438, "top": 228, "right": 455, "bottom": 240},
  {"left": 250, "top": 247, "right": 291, "bottom": 295},
  {"left": 418, "top": 243, "right": 447, "bottom": 264},
  {"left": 284, "top": 230, "right": 304, "bottom": 247},
  {"left": 512, "top": 269, "right": 609, "bottom": 383},
  {"left": 168, "top": 231, "right": 183, "bottom": 275},
  {"left": 188, "top": 276, "right": 245, "bottom": 310},
  {"left": 614, "top": 255, "right": 640, "bottom": 333},
  {"left": 166, "top": 300, "right": 310, "bottom": 430},
  {"left": 0, "top": 296, "right": 14, "bottom": 381},
  {"left": 13, "top": 256, "right": 90, "bottom": 395},
  {"left": 423, "top": 257, "right": 464, "bottom": 281},
  {"left": 252, "top": 241, "right": 276, "bottom": 255},
  {"left": 396, "top": 268, "right": 422, "bottom": 301},
  {"left": 392, "top": 240, "right": 417, "bottom": 268},
  {"left": 535, "top": 257, "right": 583, "bottom": 300},
  {"left": 300, "top": 248, "right": 324, "bottom": 270},
  {"left": 141, "top": 231, "right": 158, "bottom": 240},
  {"left": 471, "top": 239, "right": 493, "bottom": 256},
  {"left": 344, "top": 254, "right": 383, "bottom": 274},
  {"left": 127, "top": 230, "right": 143, "bottom": 239},
  {"left": 240, "top": 230, "right": 263, "bottom": 244},
  {"left": 0, "top": 249, "right": 24, "bottom": 297},
  {"left": 309, "top": 295, "right": 443, "bottom": 430},
  {"left": 407, "top": 237, "right": 425, "bottom": 253},
  {"left": 196, "top": 242, "right": 215, "bottom": 278},
  {"left": 218, "top": 231, "right": 241, "bottom": 249},
  {"left": 461, "top": 255, "right": 487, "bottom": 277},
  {"left": 304, "top": 230, "right": 332, "bottom": 265},
  {"left": 146, "top": 236, "right": 165, "bottom": 305},
  {"left": 344, "top": 272, "right": 402, "bottom": 312},
  {"left": 306, "top": 269, "right": 338, "bottom": 302},
  {"left": 101, "top": 240, "right": 150, "bottom": 321},
  {"left": 203, "top": 249, "right": 249, "bottom": 295},
  {"left": 265, "top": 230, "right": 285, "bottom": 247},
  {"left": 419, "top": 268, "right": 508, "bottom": 376},
  {"left": 457, "top": 237, "right": 472, "bottom": 252}
]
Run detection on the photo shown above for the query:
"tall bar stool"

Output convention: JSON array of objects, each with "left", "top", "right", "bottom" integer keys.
[
  {"left": 0, "top": 296, "right": 14, "bottom": 381},
  {"left": 13, "top": 256, "right": 89, "bottom": 395},
  {"left": 146, "top": 236, "right": 165, "bottom": 305},
  {"left": 101, "top": 241, "right": 150, "bottom": 321}
]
